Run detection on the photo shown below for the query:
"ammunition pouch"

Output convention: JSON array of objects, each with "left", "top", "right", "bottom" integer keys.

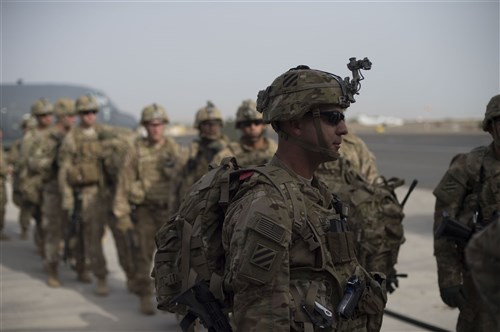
[
  {"left": 358, "top": 271, "right": 387, "bottom": 332},
  {"left": 326, "top": 231, "right": 358, "bottom": 264},
  {"left": 67, "top": 161, "right": 101, "bottom": 186}
]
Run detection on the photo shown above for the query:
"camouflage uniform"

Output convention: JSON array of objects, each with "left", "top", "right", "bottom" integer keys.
[
  {"left": 318, "top": 132, "right": 378, "bottom": 185},
  {"left": 113, "top": 104, "right": 183, "bottom": 315},
  {"left": 100, "top": 127, "right": 138, "bottom": 291},
  {"left": 212, "top": 99, "right": 277, "bottom": 167},
  {"left": 465, "top": 218, "right": 500, "bottom": 330},
  {"left": 19, "top": 99, "right": 54, "bottom": 253},
  {"left": 58, "top": 95, "right": 110, "bottom": 295},
  {"left": 6, "top": 115, "right": 37, "bottom": 239},
  {"left": 177, "top": 101, "right": 229, "bottom": 202},
  {"left": 223, "top": 63, "right": 386, "bottom": 331},
  {"left": 27, "top": 99, "right": 77, "bottom": 287},
  {"left": 0, "top": 144, "right": 8, "bottom": 240},
  {"left": 433, "top": 94, "right": 500, "bottom": 332}
]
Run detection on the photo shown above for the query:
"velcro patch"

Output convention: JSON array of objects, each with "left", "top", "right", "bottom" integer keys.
[
  {"left": 250, "top": 243, "right": 277, "bottom": 271},
  {"left": 255, "top": 217, "right": 285, "bottom": 243}
]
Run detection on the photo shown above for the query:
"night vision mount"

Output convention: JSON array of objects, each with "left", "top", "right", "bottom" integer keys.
[{"left": 343, "top": 57, "right": 372, "bottom": 104}]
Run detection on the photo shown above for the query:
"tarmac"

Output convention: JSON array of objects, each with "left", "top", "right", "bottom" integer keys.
[{"left": 0, "top": 183, "right": 459, "bottom": 332}]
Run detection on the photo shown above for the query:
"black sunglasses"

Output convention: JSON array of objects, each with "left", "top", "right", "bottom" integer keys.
[
  {"left": 81, "top": 110, "right": 98, "bottom": 115},
  {"left": 319, "top": 111, "right": 345, "bottom": 125},
  {"left": 240, "top": 120, "right": 264, "bottom": 128}
]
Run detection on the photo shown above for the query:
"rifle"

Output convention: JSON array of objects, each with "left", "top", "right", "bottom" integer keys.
[
  {"left": 170, "top": 280, "right": 232, "bottom": 332},
  {"left": 434, "top": 211, "right": 473, "bottom": 245},
  {"left": 63, "top": 190, "right": 84, "bottom": 263}
]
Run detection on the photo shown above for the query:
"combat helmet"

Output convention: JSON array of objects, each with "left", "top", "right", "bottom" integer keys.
[
  {"left": 482, "top": 94, "right": 500, "bottom": 131},
  {"left": 235, "top": 99, "right": 262, "bottom": 128},
  {"left": 75, "top": 94, "right": 100, "bottom": 113},
  {"left": 31, "top": 98, "right": 54, "bottom": 116},
  {"left": 54, "top": 98, "right": 76, "bottom": 118},
  {"left": 194, "top": 101, "right": 223, "bottom": 128},
  {"left": 141, "top": 103, "right": 169, "bottom": 125},
  {"left": 257, "top": 58, "right": 371, "bottom": 123}
]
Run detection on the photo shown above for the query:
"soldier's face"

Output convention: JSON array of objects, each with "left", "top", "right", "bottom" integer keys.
[
  {"left": 62, "top": 115, "right": 77, "bottom": 129},
  {"left": 145, "top": 120, "right": 165, "bottom": 143},
  {"left": 36, "top": 113, "right": 53, "bottom": 128},
  {"left": 302, "top": 106, "right": 348, "bottom": 160},
  {"left": 79, "top": 110, "right": 97, "bottom": 127},
  {"left": 239, "top": 120, "right": 265, "bottom": 142},
  {"left": 199, "top": 120, "right": 222, "bottom": 140}
]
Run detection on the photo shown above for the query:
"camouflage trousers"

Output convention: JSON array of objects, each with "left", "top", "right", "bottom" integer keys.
[
  {"left": 41, "top": 181, "right": 70, "bottom": 265},
  {"left": 0, "top": 181, "right": 6, "bottom": 232},
  {"left": 456, "top": 272, "right": 497, "bottom": 332},
  {"left": 78, "top": 185, "right": 108, "bottom": 279},
  {"left": 105, "top": 206, "right": 135, "bottom": 283},
  {"left": 129, "top": 204, "right": 170, "bottom": 296}
]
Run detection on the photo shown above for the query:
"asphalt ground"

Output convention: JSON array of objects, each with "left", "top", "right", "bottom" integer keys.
[{"left": 1, "top": 132, "right": 492, "bottom": 332}]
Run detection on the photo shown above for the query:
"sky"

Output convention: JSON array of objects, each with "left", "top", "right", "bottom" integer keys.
[{"left": 1, "top": 1, "right": 499, "bottom": 124}]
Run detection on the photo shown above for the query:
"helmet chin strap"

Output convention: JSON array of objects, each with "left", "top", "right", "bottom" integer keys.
[{"left": 279, "top": 109, "right": 340, "bottom": 161}]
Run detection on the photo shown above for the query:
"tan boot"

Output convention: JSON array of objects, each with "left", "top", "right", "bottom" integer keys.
[
  {"left": 77, "top": 270, "right": 92, "bottom": 284},
  {"left": 47, "top": 263, "right": 61, "bottom": 288},
  {"left": 95, "top": 278, "right": 109, "bottom": 296},
  {"left": 139, "top": 295, "right": 155, "bottom": 315}
]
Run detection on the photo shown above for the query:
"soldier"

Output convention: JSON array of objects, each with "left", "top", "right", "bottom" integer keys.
[
  {"left": 0, "top": 129, "right": 9, "bottom": 240},
  {"left": 339, "top": 132, "right": 379, "bottom": 184},
  {"left": 6, "top": 114, "right": 37, "bottom": 239},
  {"left": 113, "top": 104, "right": 183, "bottom": 315},
  {"left": 177, "top": 101, "right": 229, "bottom": 200},
  {"left": 433, "top": 94, "right": 500, "bottom": 331},
  {"left": 222, "top": 64, "right": 386, "bottom": 331},
  {"left": 212, "top": 99, "right": 277, "bottom": 166},
  {"left": 58, "top": 94, "right": 110, "bottom": 295},
  {"left": 19, "top": 99, "right": 54, "bottom": 254},
  {"left": 27, "top": 98, "right": 77, "bottom": 287}
]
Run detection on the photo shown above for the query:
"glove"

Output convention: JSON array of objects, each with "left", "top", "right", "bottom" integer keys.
[
  {"left": 440, "top": 285, "right": 466, "bottom": 308},
  {"left": 117, "top": 215, "right": 134, "bottom": 234}
]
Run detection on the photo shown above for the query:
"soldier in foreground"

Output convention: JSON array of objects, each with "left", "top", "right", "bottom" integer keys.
[
  {"left": 212, "top": 99, "right": 277, "bottom": 166},
  {"left": 223, "top": 63, "right": 386, "bottom": 331},
  {"left": 177, "top": 101, "right": 229, "bottom": 201},
  {"left": 433, "top": 94, "right": 500, "bottom": 331},
  {"left": 28, "top": 98, "right": 77, "bottom": 287},
  {"left": 58, "top": 95, "right": 109, "bottom": 295},
  {"left": 7, "top": 115, "right": 37, "bottom": 239},
  {"left": 113, "top": 104, "right": 183, "bottom": 315}
]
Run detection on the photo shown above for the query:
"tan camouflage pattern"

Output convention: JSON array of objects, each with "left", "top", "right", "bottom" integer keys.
[
  {"left": 193, "top": 101, "right": 223, "bottom": 128},
  {"left": 176, "top": 135, "right": 229, "bottom": 203},
  {"left": 235, "top": 99, "right": 262, "bottom": 125},
  {"left": 433, "top": 143, "right": 500, "bottom": 331},
  {"left": 339, "top": 132, "right": 379, "bottom": 184},
  {"left": 257, "top": 66, "right": 348, "bottom": 123},
  {"left": 211, "top": 137, "right": 277, "bottom": 167},
  {"left": 31, "top": 98, "right": 54, "bottom": 116},
  {"left": 75, "top": 94, "right": 99, "bottom": 113},
  {"left": 53, "top": 98, "right": 76, "bottom": 118},
  {"left": 222, "top": 155, "right": 385, "bottom": 331},
  {"left": 482, "top": 94, "right": 500, "bottom": 131},
  {"left": 465, "top": 218, "right": 500, "bottom": 330},
  {"left": 0, "top": 146, "right": 7, "bottom": 233},
  {"left": 140, "top": 103, "right": 169, "bottom": 125},
  {"left": 58, "top": 124, "right": 111, "bottom": 279},
  {"left": 113, "top": 135, "right": 183, "bottom": 295}
]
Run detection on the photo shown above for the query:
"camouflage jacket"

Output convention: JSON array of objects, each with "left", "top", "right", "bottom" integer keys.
[
  {"left": 211, "top": 137, "right": 277, "bottom": 167},
  {"left": 433, "top": 143, "right": 500, "bottom": 288},
  {"left": 338, "top": 132, "right": 378, "bottom": 184},
  {"left": 113, "top": 136, "right": 183, "bottom": 218},
  {"left": 177, "top": 135, "right": 229, "bottom": 199},
  {"left": 222, "top": 155, "right": 385, "bottom": 332}
]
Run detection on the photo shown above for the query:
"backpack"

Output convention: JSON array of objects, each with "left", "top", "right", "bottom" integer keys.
[
  {"left": 317, "top": 158, "right": 407, "bottom": 281},
  {"left": 152, "top": 157, "right": 290, "bottom": 314}
]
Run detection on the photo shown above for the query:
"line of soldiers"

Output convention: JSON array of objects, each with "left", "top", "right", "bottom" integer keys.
[{"left": 1, "top": 94, "right": 392, "bottom": 319}]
